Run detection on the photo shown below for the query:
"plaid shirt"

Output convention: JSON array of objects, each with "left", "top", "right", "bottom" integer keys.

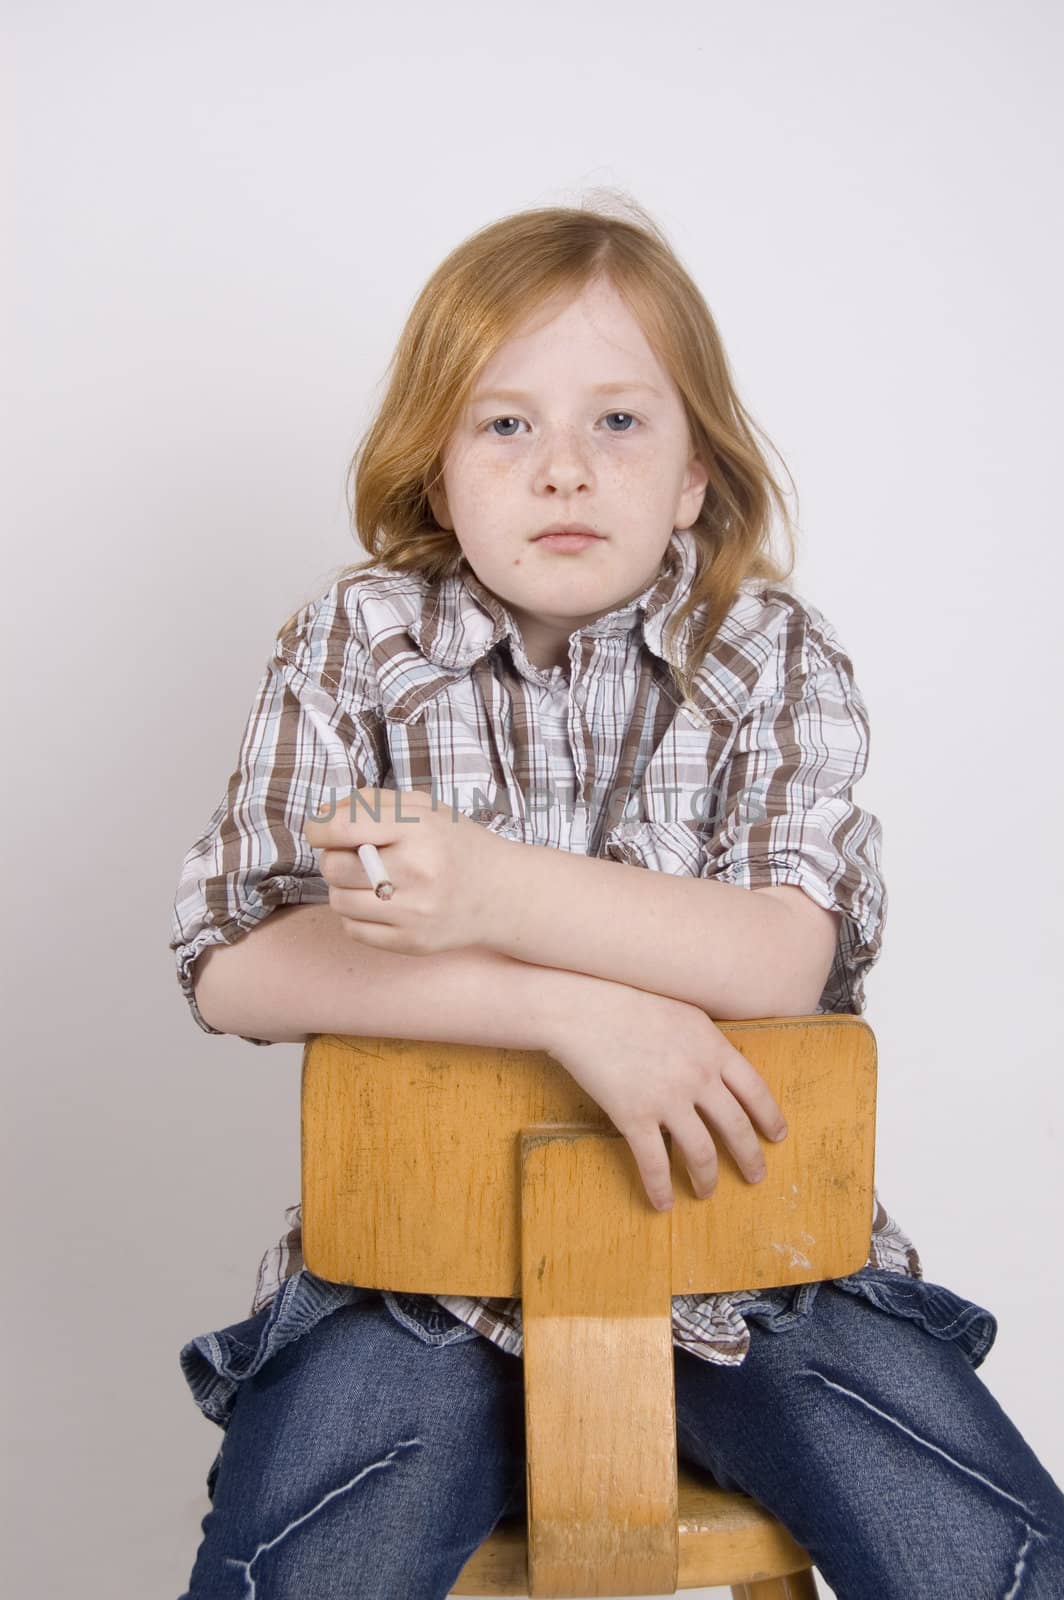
[{"left": 170, "top": 527, "right": 922, "bottom": 1367}]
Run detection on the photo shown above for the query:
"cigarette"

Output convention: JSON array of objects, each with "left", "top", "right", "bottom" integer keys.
[{"left": 357, "top": 843, "right": 394, "bottom": 900}]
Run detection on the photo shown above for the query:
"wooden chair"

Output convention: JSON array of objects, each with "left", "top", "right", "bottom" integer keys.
[{"left": 300, "top": 1014, "right": 878, "bottom": 1598}]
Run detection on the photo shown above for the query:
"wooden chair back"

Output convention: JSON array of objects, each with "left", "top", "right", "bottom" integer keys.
[{"left": 300, "top": 1014, "right": 877, "bottom": 1597}]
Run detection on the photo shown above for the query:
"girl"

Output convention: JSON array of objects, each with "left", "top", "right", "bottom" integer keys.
[{"left": 171, "top": 199, "right": 1064, "bottom": 1598}]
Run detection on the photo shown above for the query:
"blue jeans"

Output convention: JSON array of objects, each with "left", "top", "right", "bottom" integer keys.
[{"left": 178, "top": 1271, "right": 1064, "bottom": 1598}]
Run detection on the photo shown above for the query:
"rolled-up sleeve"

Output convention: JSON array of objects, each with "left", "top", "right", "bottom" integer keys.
[
  {"left": 169, "top": 590, "right": 386, "bottom": 1044},
  {"left": 698, "top": 629, "right": 887, "bottom": 1015}
]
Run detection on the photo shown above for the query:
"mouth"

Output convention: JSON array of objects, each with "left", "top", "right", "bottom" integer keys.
[
  {"left": 532, "top": 525, "right": 605, "bottom": 552},
  {"left": 533, "top": 533, "right": 604, "bottom": 552},
  {"left": 528, "top": 531, "right": 598, "bottom": 544}
]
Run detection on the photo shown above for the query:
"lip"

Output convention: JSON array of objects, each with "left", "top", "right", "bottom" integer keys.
[
  {"left": 533, "top": 523, "right": 602, "bottom": 539},
  {"left": 531, "top": 528, "right": 604, "bottom": 547},
  {"left": 533, "top": 533, "right": 603, "bottom": 552}
]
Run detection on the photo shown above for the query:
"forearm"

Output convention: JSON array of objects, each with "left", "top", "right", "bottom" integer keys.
[
  {"left": 485, "top": 840, "right": 819, "bottom": 1018},
  {"left": 193, "top": 902, "right": 596, "bottom": 1051}
]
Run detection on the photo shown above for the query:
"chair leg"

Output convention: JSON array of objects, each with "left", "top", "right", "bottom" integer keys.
[{"left": 731, "top": 1569, "right": 819, "bottom": 1599}]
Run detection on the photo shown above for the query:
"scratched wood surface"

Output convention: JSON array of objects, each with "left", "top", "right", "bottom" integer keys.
[
  {"left": 301, "top": 1017, "right": 862, "bottom": 1596},
  {"left": 300, "top": 1014, "right": 877, "bottom": 1298}
]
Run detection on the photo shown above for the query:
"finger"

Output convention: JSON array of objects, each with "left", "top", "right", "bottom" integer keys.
[
  {"left": 692, "top": 1081, "right": 767, "bottom": 1185},
  {"left": 719, "top": 1051, "right": 789, "bottom": 1142},
  {"left": 336, "top": 915, "right": 399, "bottom": 948},
  {"left": 668, "top": 1109, "right": 719, "bottom": 1200},
  {"left": 620, "top": 1121, "right": 675, "bottom": 1212},
  {"left": 328, "top": 884, "right": 395, "bottom": 924},
  {"left": 319, "top": 847, "right": 379, "bottom": 890}
]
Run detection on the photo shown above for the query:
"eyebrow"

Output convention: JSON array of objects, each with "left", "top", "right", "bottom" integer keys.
[{"left": 471, "top": 380, "right": 664, "bottom": 403}]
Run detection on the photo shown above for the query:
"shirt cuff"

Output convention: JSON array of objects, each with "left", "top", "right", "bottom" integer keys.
[{"left": 600, "top": 816, "right": 704, "bottom": 876}]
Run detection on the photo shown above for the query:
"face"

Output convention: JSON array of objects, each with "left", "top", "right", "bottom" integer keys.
[{"left": 426, "top": 276, "right": 709, "bottom": 673}]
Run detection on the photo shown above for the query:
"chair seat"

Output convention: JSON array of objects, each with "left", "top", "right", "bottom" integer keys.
[{"left": 451, "top": 1463, "right": 813, "bottom": 1595}]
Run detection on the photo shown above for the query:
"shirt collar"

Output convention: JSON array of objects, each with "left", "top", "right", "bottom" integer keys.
[{"left": 408, "top": 527, "right": 703, "bottom": 674}]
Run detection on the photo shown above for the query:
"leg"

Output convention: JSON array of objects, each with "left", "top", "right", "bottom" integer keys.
[
  {"left": 180, "top": 1292, "right": 526, "bottom": 1599},
  {"left": 674, "top": 1281, "right": 1064, "bottom": 1600}
]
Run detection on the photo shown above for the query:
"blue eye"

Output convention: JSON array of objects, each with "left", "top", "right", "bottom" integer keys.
[{"left": 485, "top": 412, "right": 639, "bottom": 437}]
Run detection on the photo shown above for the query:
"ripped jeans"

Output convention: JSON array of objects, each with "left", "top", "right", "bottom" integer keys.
[{"left": 178, "top": 1275, "right": 1064, "bottom": 1599}]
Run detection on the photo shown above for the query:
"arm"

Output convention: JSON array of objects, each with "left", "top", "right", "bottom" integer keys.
[
  {"left": 478, "top": 623, "right": 884, "bottom": 1020},
  {"left": 193, "top": 900, "right": 625, "bottom": 1048},
  {"left": 482, "top": 848, "right": 837, "bottom": 1019},
  {"left": 170, "top": 586, "right": 393, "bottom": 1044}
]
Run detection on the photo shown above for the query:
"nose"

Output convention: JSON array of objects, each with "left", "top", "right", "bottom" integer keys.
[{"left": 532, "top": 424, "right": 594, "bottom": 494}]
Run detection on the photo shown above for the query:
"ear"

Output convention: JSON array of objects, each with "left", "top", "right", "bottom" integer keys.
[
  {"left": 426, "top": 480, "right": 453, "bottom": 531},
  {"left": 676, "top": 453, "right": 710, "bottom": 530}
]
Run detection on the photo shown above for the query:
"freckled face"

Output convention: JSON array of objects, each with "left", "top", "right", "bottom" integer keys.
[{"left": 426, "top": 277, "right": 708, "bottom": 672}]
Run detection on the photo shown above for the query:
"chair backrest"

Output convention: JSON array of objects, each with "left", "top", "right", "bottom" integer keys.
[{"left": 300, "top": 1014, "right": 876, "bottom": 1597}]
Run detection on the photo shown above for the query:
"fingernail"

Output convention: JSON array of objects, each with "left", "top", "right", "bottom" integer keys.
[{"left": 773, "top": 1126, "right": 788, "bottom": 1141}]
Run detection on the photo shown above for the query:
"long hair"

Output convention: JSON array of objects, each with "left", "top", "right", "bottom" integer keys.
[{"left": 280, "top": 192, "right": 798, "bottom": 705}]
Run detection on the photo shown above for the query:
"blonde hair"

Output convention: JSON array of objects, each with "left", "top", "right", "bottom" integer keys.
[{"left": 281, "top": 191, "right": 798, "bottom": 705}]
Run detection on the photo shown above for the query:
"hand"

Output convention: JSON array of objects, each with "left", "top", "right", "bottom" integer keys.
[
  {"left": 304, "top": 786, "right": 504, "bottom": 956},
  {"left": 543, "top": 980, "right": 789, "bottom": 1211}
]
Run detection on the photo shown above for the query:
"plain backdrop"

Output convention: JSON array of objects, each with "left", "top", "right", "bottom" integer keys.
[{"left": 5, "top": 3, "right": 1062, "bottom": 1596}]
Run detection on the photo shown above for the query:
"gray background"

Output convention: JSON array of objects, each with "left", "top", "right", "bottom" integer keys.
[{"left": 5, "top": 2, "right": 1061, "bottom": 1595}]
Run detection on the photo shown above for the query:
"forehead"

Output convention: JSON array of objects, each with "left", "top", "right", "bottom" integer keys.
[
  {"left": 474, "top": 280, "right": 665, "bottom": 388},
  {"left": 471, "top": 378, "right": 666, "bottom": 402}
]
